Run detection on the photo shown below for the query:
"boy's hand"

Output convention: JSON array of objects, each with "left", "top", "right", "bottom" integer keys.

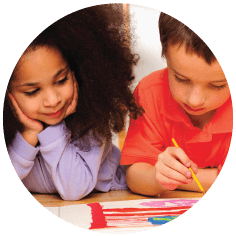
[
  {"left": 64, "top": 74, "right": 78, "bottom": 118},
  {"left": 155, "top": 147, "right": 198, "bottom": 190},
  {"left": 8, "top": 93, "right": 43, "bottom": 146}
]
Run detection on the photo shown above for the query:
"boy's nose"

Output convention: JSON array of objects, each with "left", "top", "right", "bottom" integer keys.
[
  {"left": 43, "top": 89, "right": 61, "bottom": 107},
  {"left": 187, "top": 87, "right": 205, "bottom": 108}
]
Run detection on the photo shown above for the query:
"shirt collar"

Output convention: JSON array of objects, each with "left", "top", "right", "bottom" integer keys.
[{"left": 211, "top": 97, "right": 233, "bottom": 133}]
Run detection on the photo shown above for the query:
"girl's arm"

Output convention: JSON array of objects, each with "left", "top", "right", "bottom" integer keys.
[
  {"left": 37, "top": 121, "right": 112, "bottom": 200},
  {"left": 7, "top": 132, "right": 40, "bottom": 180}
]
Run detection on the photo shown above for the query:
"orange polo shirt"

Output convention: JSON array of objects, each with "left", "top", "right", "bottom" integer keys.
[{"left": 121, "top": 68, "right": 233, "bottom": 172}]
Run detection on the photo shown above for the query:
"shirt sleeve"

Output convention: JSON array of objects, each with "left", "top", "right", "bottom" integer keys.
[
  {"left": 121, "top": 83, "right": 166, "bottom": 166},
  {"left": 8, "top": 121, "right": 126, "bottom": 200},
  {"left": 7, "top": 132, "right": 40, "bottom": 180},
  {"left": 217, "top": 133, "right": 232, "bottom": 175},
  {"left": 37, "top": 122, "right": 112, "bottom": 200}
]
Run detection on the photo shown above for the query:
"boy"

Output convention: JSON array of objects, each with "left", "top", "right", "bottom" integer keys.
[{"left": 120, "top": 12, "right": 232, "bottom": 196}]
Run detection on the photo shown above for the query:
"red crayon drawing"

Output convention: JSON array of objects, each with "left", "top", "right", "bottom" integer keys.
[{"left": 87, "top": 198, "right": 199, "bottom": 229}]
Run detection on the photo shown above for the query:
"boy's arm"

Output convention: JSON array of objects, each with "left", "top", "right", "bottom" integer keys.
[
  {"left": 127, "top": 163, "right": 218, "bottom": 195},
  {"left": 177, "top": 168, "right": 218, "bottom": 192},
  {"left": 126, "top": 162, "right": 167, "bottom": 196}
]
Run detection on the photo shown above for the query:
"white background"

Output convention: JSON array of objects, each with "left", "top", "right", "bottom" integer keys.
[{"left": 114, "top": 5, "right": 166, "bottom": 146}]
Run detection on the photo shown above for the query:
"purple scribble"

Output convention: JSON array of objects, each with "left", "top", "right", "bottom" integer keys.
[{"left": 140, "top": 199, "right": 199, "bottom": 207}]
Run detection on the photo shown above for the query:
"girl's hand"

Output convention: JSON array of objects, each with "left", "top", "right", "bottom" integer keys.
[
  {"left": 64, "top": 76, "right": 78, "bottom": 118},
  {"left": 8, "top": 93, "right": 43, "bottom": 146},
  {"left": 155, "top": 147, "right": 198, "bottom": 190}
]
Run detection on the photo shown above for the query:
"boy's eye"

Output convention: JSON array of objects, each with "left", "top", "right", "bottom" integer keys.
[
  {"left": 174, "top": 73, "right": 228, "bottom": 91},
  {"left": 174, "top": 75, "right": 190, "bottom": 84},
  {"left": 56, "top": 76, "right": 69, "bottom": 85},
  {"left": 210, "top": 83, "right": 227, "bottom": 90},
  {"left": 24, "top": 88, "right": 40, "bottom": 96}
]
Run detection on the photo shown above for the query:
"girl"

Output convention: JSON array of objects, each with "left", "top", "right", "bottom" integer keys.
[{"left": 4, "top": 4, "right": 143, "bottom": 200}]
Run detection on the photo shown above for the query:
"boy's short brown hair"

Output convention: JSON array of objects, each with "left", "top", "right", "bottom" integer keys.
[{"left": 159, "top": 12, "right": 216, "bottom": 64}]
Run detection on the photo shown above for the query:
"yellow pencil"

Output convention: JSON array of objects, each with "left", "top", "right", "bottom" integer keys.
[{"left": 172, "top": 138, "right": 205, "bottom": 194}]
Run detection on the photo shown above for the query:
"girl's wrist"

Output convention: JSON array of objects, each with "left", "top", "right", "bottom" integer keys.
[{"left": 21, "top": 130, "right": 40, "bottom": 147}]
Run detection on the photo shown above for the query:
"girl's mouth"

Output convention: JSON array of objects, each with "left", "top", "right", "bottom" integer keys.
[{"left": 44, "top": 108, "right": 63, "bottom": 118}]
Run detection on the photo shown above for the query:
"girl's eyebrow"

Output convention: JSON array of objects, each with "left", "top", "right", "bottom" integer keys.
[
  {"left": 53, "top": 65, "right": 69, "bottom": 79},
  {"left": 17, "top": 65, "right": 69, "bottom": 87},
  {"left": 17, "top": 82, "right": 39, "bottom": 87}
]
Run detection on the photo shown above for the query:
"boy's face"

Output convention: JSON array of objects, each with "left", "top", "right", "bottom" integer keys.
[
  {"left": 9, "top": 46, "right": 75, "bottom": 125},
  {"left": 166, "top": 43, "right": 230, "bottom": 121}
]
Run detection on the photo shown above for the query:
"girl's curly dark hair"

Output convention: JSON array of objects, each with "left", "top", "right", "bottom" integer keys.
[{"left": 3, "top": 4, "right": 144, "bottom": 147}]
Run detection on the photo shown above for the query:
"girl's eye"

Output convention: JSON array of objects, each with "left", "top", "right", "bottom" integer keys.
[
  {"left": 24, "top": 88, "right": 40, "bottom": 96},
  {"left": 56, "top": 76, "right": 69, "bottom": 85},
  {"left": 23, "top": 76, "right": 69, "bottom": 96},
  {"left": 210, "top": 84, "right": 227, "bottom": 90},
  {"left": 174, "top": 75, "right": 190, "bottom": 84}
]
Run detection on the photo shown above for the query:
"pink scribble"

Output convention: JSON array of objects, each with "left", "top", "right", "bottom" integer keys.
[{"left": 139, "top": 199, "right": 199, "bottom": 207}]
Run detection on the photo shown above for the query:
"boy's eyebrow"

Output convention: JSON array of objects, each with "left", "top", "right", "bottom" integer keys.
[
  {"left": 170, "top": 67, "right": 190, "bottom": 79},
  {"left": 170, "top": 67, "right": 227, "bottom": 82},
  {"left": 211, "top": 79, "right": 228, "bottom": 83},
  {"left": 17, "top": 65, "right": 69, "bottom": 87}
]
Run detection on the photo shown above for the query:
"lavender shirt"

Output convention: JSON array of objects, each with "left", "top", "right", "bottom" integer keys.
[{"left": 8, "top": 121, "right": 127, "bottom": 200}]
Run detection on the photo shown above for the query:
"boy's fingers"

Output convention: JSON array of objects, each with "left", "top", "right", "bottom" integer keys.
[
  {"left": 156, "top": 172, "right": 189, "bottom": 190},
  {"left": 190, "top": 162, "right": 198, "bottom": 174},
  {"left": 167, "top": 147, "right": 191, "bottom": 167},
  {"left": 159, "top": 150, "right": 192, "bottom": 179},
  {"left": 157, "top": 160, "right": 192, "bottom": 183}
]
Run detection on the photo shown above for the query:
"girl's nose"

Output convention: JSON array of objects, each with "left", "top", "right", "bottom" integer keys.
[
  {"left": 187, "top": 86, "right": 205, "bottom": 108},
  {"left": 43, "top": 89, "right": 61, "bottom": 107}
]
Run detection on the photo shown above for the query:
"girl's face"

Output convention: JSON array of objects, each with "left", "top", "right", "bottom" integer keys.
[
  {"left": 166, "top": 43, "right": 230, "bottom": 125},
  {"left": 9, "top": 46, "right": 75, "bottom": 125}
]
